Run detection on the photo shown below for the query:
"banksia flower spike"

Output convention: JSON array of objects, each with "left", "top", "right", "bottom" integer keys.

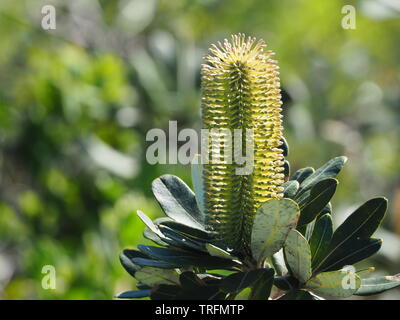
[{"left": 201, "top": 34, "right": 285, "bottom": 252}]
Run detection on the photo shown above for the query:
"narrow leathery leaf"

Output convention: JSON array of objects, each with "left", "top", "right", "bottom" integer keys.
[
  {"left": 281, "top": 137, "right": 289, "bottom": 157},
  {"left": 119, "top": 249, "right": 149, "bottom": 276},
  {"left": 278, "top": 290, "right": 318, "bottom": 300},
  {"left": 248, "top": 269, "right": 275, "bottom": 300},
  {"left": 235, "top": 288, "right": 252, "bottom": 299},
  {"left": 220, "top": 269, "right": 269, "bottom": 293},
  {"left": 158, "top": 220, "right": 214, "bottom": 241},
  {"left": 116, "top": 290, "right": 150, "bottom": 299},
  {"left": 304, "top": 220, "right": 315, "bottom": 242},
  {"left": 356, "top": 267, "right": 376, "bottom": 277},
  {"left": 158, "top": 225, "right": 207, "bottom": 252},
  {"left": 306, "top": 270, "right": 361, "bottom": 298},
  {"left": 297, "top": 179, "right": 338, "bottom": 226},
  {"left": 329, "top": 197, "right": 388, "bottom": 249},
  {"left": 180, "top": 272, "right": 206, "bottom": 288},
  {"left": 309, "top": 292, "right": 325, "bottom": 300},
  {"left": 137, "top": 244, "right": 195, "bottom": 260},
  {"left": 136, "top": 283, "right": 151, "bottom": 290},
  {"left": 283, "top": 180, "right": 299, "bottom": 199},
  {"left": 176, "top": 285, "right": 225, "bottom": 300},
  {"left": 178, "top": 272, "right": 224, "bottom": 300},
  {"left": 134, "top": 267, "right": 180, "bottom": 287},
  {"left": 131, "top": 258, "right": 182, "bottom": 269},
  {"left": 202, "top": 34, "right": 285, "bottom": 251},
  {"left": 138, "top": 245, "right": 238, "bottom": 269},
  {"left": 197, "top": 278, "right": 223, "bottom": 292},
  {"left": 310, "top": 214, "right": 333, "bottom": 269},
  {"left": 297, "top": 156, "right": 347, "bottom": 195},
  {"left": 316, "top": 238, "right": 382, "bottom": 273},
  {"left": 284, "top": 160, "right": 290, "bottom": 177},
  {"left": 274, "top": 275, "right": 299, "bottom": 291},
  {"left": 296, "top": 224, "right": 307, "bottom": 238},
  {"left": 197, "top": 273, "right": 223, "bottom": 283},
  {"left": 290, "top": 167, "right": 314, "bottom": 184},
  {"left": 153, "top": 217, "right": 175, "bottom": 225},
  {"left": 251, "top": 199, "right": 300, "bottom": 264},
  {"left": 143, "top": 227, "right": 169, "bottom": 247},
  {"left": 313, "top": 197, "right": 387, "bottom": 272},
  {"left": 116, "top": 290, "right": 151, "bottom": 299},
  {"left": 191, "top": 154, "right": 205, "bottom": 214},
  {"left": 121, "top": 248, "right": 150, "bottom": 261},
  {"left": 137, "top": 210, "right": 163, "bottom": 237},
  {"left": 321, "top": 202, "right": 332, "bottom": 215},
  {"left": 206, "top": 243, "right": 238, "bottom": 261},
  {"left": 355, "top": 274, "right": 400, "bottom": 296},
  {"left": 151, "top": 174, "right": 204, "bottom": 229},
  {"left": 151, "top": 285, "right": 181, "bottom": 300},
  {"left": 284, "top": 229, "right": 312, "bottom": 283}
]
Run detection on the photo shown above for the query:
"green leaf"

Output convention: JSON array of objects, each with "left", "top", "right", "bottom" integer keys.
[
  {"left": 284, "top": 160, "right": 290, "bottom": 177},
  {"left": 306, "top": 270, "right": 361, "bottom": 298},
  {"left": 131, "top": 257, "right": 182, "bottom": 269},
  {"left": 180, "top": 271, "right": 205, "bottom": 288},
  {"left": 281, "top": 137, "right": 289, "bottom": 157},
  {"left": 158, "top": 220, "right": 213, "bottom": 241},
  {"left": 158, "top": 225, "right": 207, "bottom": 252},
  {"left": 143, "top": 227, "right": 169, "bottom": 246},
  {"left": 137, "top": 210, "right": 167, "bottom": 239},
  {"left": 310, "top": 214, "right": 333, "bottom": 269},
  {"left": 248, "top": 269, "right": 275, "bottom": 300},
  {"left": 356, "top": 267, "right": 376, "bottom": 277},
  {"left": 251, "top": 199, "right": 300, "bottom": 264},
  {"left": 282, "top": 180, "right": 299, "bottom": 199},
  {"left": 290, "top": 167, "right": 315, "bottom": 184},
  {"left": 316, "top": 238, "right": 382, "bottom": 272},
  {"left": 150, "top": 284, "right": 181, "bottom": 300},
  {"left": 284, "top": 229, "right": 312, "bottom": 283},
  {"left": 138, "top": 245, "right": 238, "bottom": 269},
  {"left": 178, "top": 272, "right": 224, "bottom": 300},
  {"left": 297, "top": 156, "right": 347, "bottom": 195},
  {"left": 116, "top": 290, "right": 151, "bottom": 299},
  {"left": 152, "top": 174, "right": 204, "bottom": 229},
  {"left": 134, "top": 267, "right": 180, "bottom": 287},
  {"left": 191, "top": 154, "right": 205, "bottom": 214},
  {"left": 313, "top": 197, "right": 387, "bottom": 272},
  {"left": 119, "top": 249, "right": 149, "bottom": 277},
  {"left": 297, "top": 179, "right": 338, "bottom": 226},
  {"left": 355, "top": 274, "right": 400, "bottom": 296},
  {"left": 274, "top": 275, "right": 298, "bottom": 291},
  {"left": 136, "top": 283, "right": 151, "bottom": 290},
  {"left": 235, "top": 288, "right": 251, "bottom": 300},
  {"left": 321, "top": 202, "right": 332, "bottom": 215},
  {"left": 220, "top": 269, "right": 269, "bottom": 293},
  {"left": 177, "top": 286, "right": 224, "bottom": 300},
  {"left": 278, "top": 290, "right": 321, "bottom": 300},
  {"left": 205, "top": 243, "right": 238, "bottom": 261},
  {"left": 329, "top": 197, "right": 387, "bottom": 249}
]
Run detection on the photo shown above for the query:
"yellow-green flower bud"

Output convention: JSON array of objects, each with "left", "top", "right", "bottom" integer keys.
[{"left": 201, "top": 34, "right": 285, "bottom": 251}]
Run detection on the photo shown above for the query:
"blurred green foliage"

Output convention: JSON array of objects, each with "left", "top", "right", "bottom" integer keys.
[{"left": 0, "top": 0, "right": 399, "bottom": 299}]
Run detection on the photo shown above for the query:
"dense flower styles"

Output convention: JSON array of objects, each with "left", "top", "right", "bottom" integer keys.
[{"left": 201, "top": 34, "right": 285, "bottom": 251}]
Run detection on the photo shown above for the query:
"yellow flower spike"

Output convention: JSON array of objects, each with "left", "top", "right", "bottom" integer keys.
[{"left": 201, "top": 34, "right": 285, "bottom": 252}]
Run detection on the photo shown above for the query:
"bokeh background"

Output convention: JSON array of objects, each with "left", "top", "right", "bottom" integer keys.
[{"left": 0, "top": 0, "right": 399, "bottom": 299}]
